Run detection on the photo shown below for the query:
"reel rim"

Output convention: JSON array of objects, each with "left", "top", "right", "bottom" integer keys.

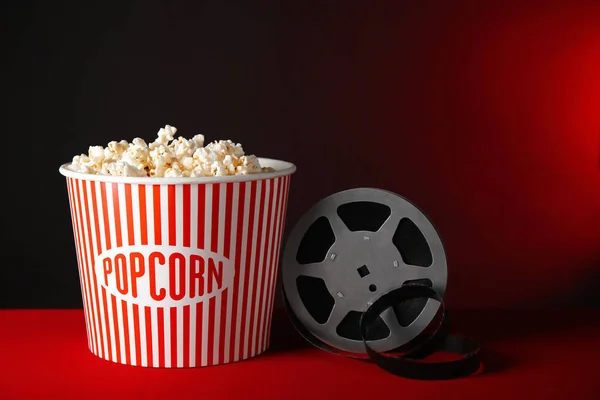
[{"left": 281, "top": 187, "right": 448, "bottom": 354}]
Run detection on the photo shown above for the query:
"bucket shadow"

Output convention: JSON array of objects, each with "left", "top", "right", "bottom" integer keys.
[{"left": 267, "top": 310, "right": 313, "bottom": 353}]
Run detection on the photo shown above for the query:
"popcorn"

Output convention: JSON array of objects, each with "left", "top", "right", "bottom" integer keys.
[
  {"left": 88, "top": 146, "right": 105, "bottom": 165},
  {"left": 107, "top": 161, "right": 147, "bottom": 177},
  {"left": 66, "top": 125, "right": 275, "bottom": 177}
]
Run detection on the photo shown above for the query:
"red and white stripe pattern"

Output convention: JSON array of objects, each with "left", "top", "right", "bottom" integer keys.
[{"left": 65, "top": 175, "right": 291, "bottom": 367}]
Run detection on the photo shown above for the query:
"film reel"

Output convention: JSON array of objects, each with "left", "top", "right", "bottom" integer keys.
[{"left": 281, "top": 188, "right": 448, "bottom": 354}]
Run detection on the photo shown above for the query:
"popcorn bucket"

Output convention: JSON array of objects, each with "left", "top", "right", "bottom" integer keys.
[{"left": 59, "top": 158, "right": 296, "bottom": 367}]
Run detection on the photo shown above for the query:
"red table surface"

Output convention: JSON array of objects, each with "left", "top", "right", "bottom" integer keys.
[{"left": 1, "top": 309, "right": 599, "bottom": 400}]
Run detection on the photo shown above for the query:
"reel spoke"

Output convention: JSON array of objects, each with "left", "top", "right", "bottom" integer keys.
[
  {"left": 325, "top": 212, "right": 350, "bottom": 239},
  {"left": 326, "top": 302, "right": 350, "bottom": 329},
  {"left": 399, "top": 264, "right": 433, "bottom": 282},
  {"left": 380, "top": 307, "right": 403, "bottom": 336},
  {"left": 294, "top": 262, "right": 330, "bottom": 280},
  {"left": 378, "top": 212, "right": 403, "bottom": 242}
]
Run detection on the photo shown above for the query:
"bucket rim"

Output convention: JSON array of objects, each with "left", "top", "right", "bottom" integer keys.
[{"left": 59, "top": 157, "right": 296, "bottom": 184}]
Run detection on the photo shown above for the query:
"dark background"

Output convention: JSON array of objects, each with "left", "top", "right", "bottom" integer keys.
[{"left": 4, "top": 0, "right": 600, "bottom": 309}]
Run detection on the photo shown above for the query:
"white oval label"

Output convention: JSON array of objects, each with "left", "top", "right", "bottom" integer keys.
[{"left": 94, "top": 245, "right": 234, "bottom": 307}]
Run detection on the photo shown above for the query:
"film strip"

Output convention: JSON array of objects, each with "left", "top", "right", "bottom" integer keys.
[{"left": 280, "top": 188, "right": 481, "bottom": 379}]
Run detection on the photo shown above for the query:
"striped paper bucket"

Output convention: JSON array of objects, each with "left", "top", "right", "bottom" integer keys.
[{"left": 59, "top": 158, "right": 296, "bottom": 367}]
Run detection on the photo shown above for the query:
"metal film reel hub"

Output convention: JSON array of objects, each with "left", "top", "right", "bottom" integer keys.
[{"left": 282, "top": 188, "right": 447, "bottom": 354}]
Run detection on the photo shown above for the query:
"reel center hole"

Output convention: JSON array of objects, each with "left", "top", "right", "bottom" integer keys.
[{"left": 357, "top": 265, "right": 370, "bottom": 278}]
